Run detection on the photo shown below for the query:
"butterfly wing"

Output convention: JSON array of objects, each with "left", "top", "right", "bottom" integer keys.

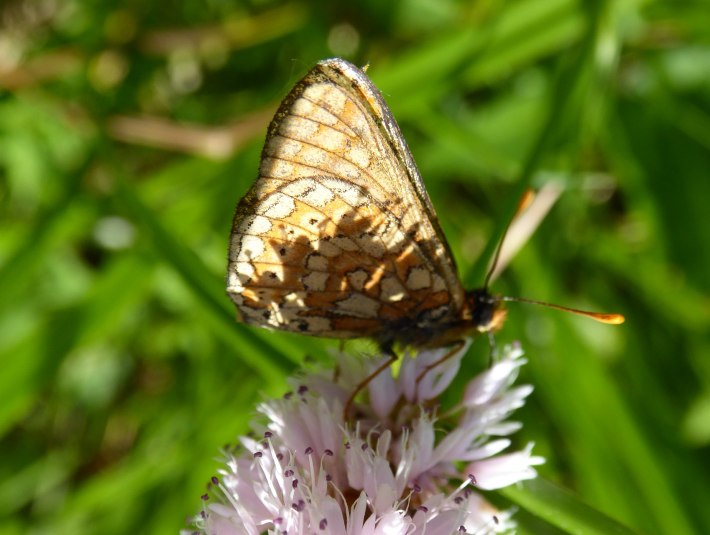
[{"left": 227, "top": 58, "right": 465, "bottom": 339}]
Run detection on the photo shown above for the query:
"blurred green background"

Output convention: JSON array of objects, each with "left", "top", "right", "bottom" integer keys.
[{"left": 2, "top": 0, "right": 709, "bottom": 533}]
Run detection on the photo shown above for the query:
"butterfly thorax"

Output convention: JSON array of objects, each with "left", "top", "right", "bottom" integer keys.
[
  {"left": 372, "top": 288, "right": 507, "bottom": 351},
  {"left": 466, "top": 288, "right": 507, "bottom": 333}
]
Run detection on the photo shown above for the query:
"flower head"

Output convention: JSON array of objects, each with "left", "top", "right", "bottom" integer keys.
[{"left": 187, "top": 342, "right": 543, "bottom": 535}]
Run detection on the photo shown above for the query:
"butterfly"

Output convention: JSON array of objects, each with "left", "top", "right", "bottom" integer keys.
[{"left": 227, "top": 58, "right": 623, "bottom": 357}]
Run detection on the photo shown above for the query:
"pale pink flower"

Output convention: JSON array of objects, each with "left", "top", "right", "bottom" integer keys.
[{"left": 186, "top": 343, "right": 543, "bottom": 535}]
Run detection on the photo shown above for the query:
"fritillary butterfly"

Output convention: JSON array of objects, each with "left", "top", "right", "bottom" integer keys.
[{"left": 227, "top": 58, "right": 622, "bottom": 354}]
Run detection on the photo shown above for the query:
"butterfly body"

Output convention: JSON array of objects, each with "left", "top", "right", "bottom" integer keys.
[{"left": 227, "top": 58, "right": 505, "bottom": 350}]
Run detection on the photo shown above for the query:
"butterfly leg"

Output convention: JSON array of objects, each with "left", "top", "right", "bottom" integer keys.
[
  {"left": 343, "top": 347, "right": 397, "bottom": 419},
  {"left": 415, "top": 339, "right": 466, "bottom": 384}
]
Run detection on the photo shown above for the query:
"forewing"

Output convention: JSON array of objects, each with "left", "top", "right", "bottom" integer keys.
[{"left": 227, "top": 58, "right": 464, "bottom": 338}]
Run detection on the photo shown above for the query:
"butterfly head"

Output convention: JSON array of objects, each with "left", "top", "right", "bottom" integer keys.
[{"left": 467, "top": 288, "right": 508, "bottom": 333}]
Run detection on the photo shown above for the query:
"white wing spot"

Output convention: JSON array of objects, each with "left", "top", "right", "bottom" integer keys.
[
  {"left": 406, "top": 267, "right": 432, "bottom": 290},
  {"left": 432, "top": 273, "right": 447, "bottom": 292},
  {"left": 239, "top": 215, "right": 272, "bottom": 235},
  {"left": 313, "top": 128, "right": 347, "bottom": 152},
  {"left": 380, "top": 276, "right": 406, "bottom": 302},
  {"left": 323, "top": 178, "right": 369, "bottom": 206},
  {"left": 355, "top": 233, "right": 385, "bottom": 258},
  {"left": 236, "top": 235, "right": 265, "bottom": 262},
  {"left": 266, "top": 304, "right": 284, "bottom": 327},
  {"left": 315, "top": 239, "right": 342, "bottom": 257},
  {"left": 279, "top": 114, "right": 319, "bottom": 139},
  {"left": 347, "top": 269, "right": 369, "bottom": 290},
  {"left": 297, "top": 316, "right": 332, "bottom": 332},
  {"left": 287, "top": 180, "right": 335, "bottom": 207},
  {"left": 282, "top": 179, "right": 337, "bottom": 208},
  {"left": 266, "top": 135, "right": 301, "bottom": 158},
  {"left": 233, "top": 261, "right": 254, "bottom": 279},
  {"left": 261, "top": 157, "right": 294, "bottom": 179},
  {"left": 302, "top": 83, "right": 328, "bottom": 104},
  {"left": 227, "top": 261, "right": 255, "bottom": 293},
  {"left": 260, "top": 192, "right": 296, "bottom": 219},
  {"left": 299, "top": 145, "right": 328, "bottom": 168},
  {"left": 331, "top": 236, "right": 358, "bottom": 251},
  {"left": 304, "top": 82, "right": 346, "bottom": 114},
  {"left": 336, "top": 293, "right": 380, "bottom": 318},
  {"left": 292, "top": 98, "right": 338, "bottom": 127},
  {"left": 302, "top": 271, "right": 329, "bottom": 291},
  {"left": 284, "top": 292, "right": 306, "bottom": 307},
  {"left": 348, "top": 145, "right": 371, "bottom": 169},
  {"left": 306, "top": 253, "right": 328, "bottom": 271},
  {"left": 333, "top": 160, "right": 361, "bottom": 181},
  {"left": 380, "top": 224, "right": 408, "bottom": 253}
]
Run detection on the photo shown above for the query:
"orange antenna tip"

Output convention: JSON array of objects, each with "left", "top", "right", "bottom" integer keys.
[
  {"left": 592, "top": 313, "right": 625, "bottom": 325},
  {"left": 500, "top": 296, "right": 625, "bottom": 325}
]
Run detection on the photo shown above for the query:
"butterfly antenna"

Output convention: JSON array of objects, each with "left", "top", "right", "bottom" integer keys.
[
  {"left": 479, "top": 189, "right": 624, "bottom": 326},
  {"left": 483, "top": 189, "right": 536, "bottom": 290},
  {"left": 500, "top": 296, "right": 625, "bottom": 324}
]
